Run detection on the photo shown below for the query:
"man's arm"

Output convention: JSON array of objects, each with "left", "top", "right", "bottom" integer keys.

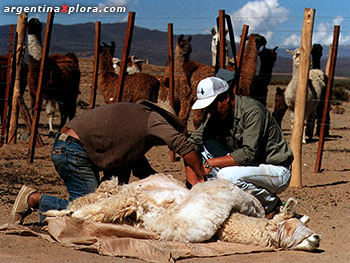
[{"left": 183, "top": 150, "right": 206, "bottom": 185}]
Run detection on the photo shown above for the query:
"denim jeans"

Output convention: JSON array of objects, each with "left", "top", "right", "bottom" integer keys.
[
  {"left": 38, "top": 133, "right": 99, "bottom": 223},
  {"left": 201, "top": 139, "right": 291, "bottom": 214}
]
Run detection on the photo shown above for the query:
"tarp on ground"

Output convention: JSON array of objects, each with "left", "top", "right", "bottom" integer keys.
[{"left": 1, "top": 219, "right": 275, "bottom": 262}]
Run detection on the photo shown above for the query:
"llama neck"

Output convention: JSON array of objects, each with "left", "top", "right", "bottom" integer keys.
[
  {"left": 98, "top": 50, "right": 119, "bottom": 102},
  {"left": 175, "top": 47, "right": 189, "bottom": 65},
  {"left": 291, "top": 62, "right": 299, "bottom": 80},
  {"left": 28, "top": 34, "right": 42, "bottom": 61}
]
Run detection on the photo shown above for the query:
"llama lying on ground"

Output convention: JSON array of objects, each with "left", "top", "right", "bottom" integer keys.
[
  {"left": 44, "top": 174, "right": 321, "bottom": 251},
  {"left": 285, "top": 48, "right": 326, "bottom": 143},
  {"left": 26, "top": 18, "right": 80, "bottom": 136},
  {"left": 98, "top": 42, "right": 159, "bottom": 104},
  {"left": 219, "top": 197, "right": 321, "bottom": 251}
]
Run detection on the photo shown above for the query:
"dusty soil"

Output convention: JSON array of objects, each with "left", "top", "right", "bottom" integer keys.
[{"left": 0, "top": 59, "right": 349, "bottom": 263}]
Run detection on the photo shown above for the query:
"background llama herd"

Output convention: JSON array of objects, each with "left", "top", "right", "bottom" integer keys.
[{"left": 0, "top": 19, "right": 326, "bottom": 142}]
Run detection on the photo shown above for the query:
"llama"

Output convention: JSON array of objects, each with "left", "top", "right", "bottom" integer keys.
[
  {"left": 311, "top": 43, "right": 330, "bottom": 137},
  {"left": 211, "top": 27, "right": 229, "bottom": 67},
  {"left": 26, "top": 18, "right": 80, "bottom": 137},
  {"left": 0, "top": 55, "right": 9, "bottom": 124},
  {"left": 218, "top": 197, "right": 321, "bottom": 251},
  {"left": 272, "top": 87, "right": 288, "bottom": 128},
  {"left": 97, "top": 42, "right": 159, "bottom": 104},
  {"left": 237, "top": 34, "right": 267, "bottom": 96},
  {"left": 211, "top": 32, "right": 267, "bottom": 98},
  {"left": 0, "top": 56, "right": 28, "bottom": 125},
  {"left": 285, "top": 48, "right": 326, "bottom": 143},
  {"left": 250, "top": 46, "right": 278, "bottom": 106},
  {"left": 112, "top": 55, "right": 144, "bottom": 75},
  {"left": 311, "top": 43, "right": 323, "bottom": 70},
  {"left": 159, "top": 34, "right": 215, "bottom": 132},
  {"left": 44, "top": 174, "right": 321, "bottom": 251}
]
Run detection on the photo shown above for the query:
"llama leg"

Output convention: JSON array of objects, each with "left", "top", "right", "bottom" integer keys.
[
  {"left": 302, "top": 125, "right": 307, "bottom": 144},
  {"left": 290, "top": 111, "right": 294, "bottom": 130},
  {"left": 305, "top": 112, "right": 316, "bottom": 141},
  {"left": 46, "top": 100, "right": 56, "bottom": 137},
  {"left": 57, "top": 101, "right": 69, "bottom": 130}
]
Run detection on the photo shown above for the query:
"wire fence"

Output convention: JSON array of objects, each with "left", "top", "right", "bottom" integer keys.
[{"left": 1, "top": 13, "right": 349, "bottom": 129}]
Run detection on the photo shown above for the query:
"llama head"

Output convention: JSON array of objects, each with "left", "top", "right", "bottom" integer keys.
[
  {"left": 176, "top": 34, "right": 192, "bottom": 61},
  {"left": 311, "top": 43, "right": 323, "bottom": 59},
  {"left": 273, "top": 198, "right": 321, "bottom": 251},
  {"left": 286, "top": 48, "right": 301, "bottom": 67},
  {"left": 251, "top": 34, "right": 267, "bottom": 51},
  {"left": 26, "top": 18, "right": 42, "bottom": 36},
  {"left": 211, "top": 27, "right": 228, "bottom": 66},
  {"left": 258, "top": 46, "right": 278, "bottom": 65}
]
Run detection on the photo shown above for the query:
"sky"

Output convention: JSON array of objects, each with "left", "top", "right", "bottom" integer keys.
[{"left": 1, "top": 0, "right": 350, "bottom": 49}]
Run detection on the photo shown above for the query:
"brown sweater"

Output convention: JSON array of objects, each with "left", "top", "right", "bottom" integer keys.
[{"left": 66, "top": 102, "right": 194, "bottom": 170}]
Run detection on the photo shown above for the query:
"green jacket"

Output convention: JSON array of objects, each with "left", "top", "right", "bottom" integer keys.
[{"left": 188, "top": 95, "right": 294, "bottom": 167}]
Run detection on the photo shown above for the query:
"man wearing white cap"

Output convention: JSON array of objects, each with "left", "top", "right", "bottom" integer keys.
[{"left": 186, "top": 69, "right": 293, "bottom": 217}]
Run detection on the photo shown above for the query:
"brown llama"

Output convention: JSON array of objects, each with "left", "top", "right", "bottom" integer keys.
[
  {"left": 237, "top": 34, "right": 267, "bottom": 96},
  {"left": 26, "top": 18, "right": 80, "bottom": 137},
  {"left": 250, "top": 46, "right": 278, "bottom": 106},
  {"left": 159, "top": 35, "right": 215, "bottom": 133},
  {"left": 0, "top": 55, "right": 9, "bottom": 124},
  {"left": 97, "top": 42, "right": 159, "bottom": 104},
  {"left": 272, "top": 87, "right": 288, "bottom": 128},
  {"left": 0, "top": 55, "right": 28, "bottom": 125}
]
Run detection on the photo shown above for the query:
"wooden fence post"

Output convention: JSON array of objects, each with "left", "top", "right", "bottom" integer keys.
[
  {"left": 233, "top": 24, "right": 249, "bottom": 94},
  {"left": 218, "top": 10, "right": 226, "bottom": 69},
  {"left": 89, "top": 21, "right": 101, "bottom": 109},
  {"left": 0, "top": 25, "right": 15, "bottom": 146},
  {"left": 114, "top": 11, "right": 135, "bottom": 102},
  {"left": 28, "top": 12, "right": 55, "bottom": 164},
  {"left": 8, "top": 13, "right": 27, "bottom": 144},
  {"left": 167, "top": 23, "right": 176, "bottom": 162},
  {"left": 225, "top": 14, "right": 237, "bottom": 72},
  {"left": 314, "top": 25, "right": 340, "bottom": 173},
  {"left": 289, "top": 8, "right": 315, "bottom": 187}
]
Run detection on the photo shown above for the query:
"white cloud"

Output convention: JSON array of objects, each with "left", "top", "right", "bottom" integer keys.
[
  {"left": 231, "top": 0, "right": 289, "bottom": 42},
  {"left": 283, "top": 16, "right": 350, "bottom": 47},
  {"left": 98, "top": 0, "right": 130, "bottom": 8}
]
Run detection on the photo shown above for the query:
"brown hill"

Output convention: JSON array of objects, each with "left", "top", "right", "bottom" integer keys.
[{"left": 0, "top": 22, "right": 350, "bottom": 77}]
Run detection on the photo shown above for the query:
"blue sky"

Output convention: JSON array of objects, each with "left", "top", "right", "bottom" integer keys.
[{"left": 1, "top": 0, "right": 350, "bottom": 49}]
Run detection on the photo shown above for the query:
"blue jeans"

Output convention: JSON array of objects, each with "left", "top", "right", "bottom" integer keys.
[
  {"left": 39, "top": 133, "right": 99, "bottom": 223},
  {"left": 201, "top": 139, "right": 291, "bottom": 214}
]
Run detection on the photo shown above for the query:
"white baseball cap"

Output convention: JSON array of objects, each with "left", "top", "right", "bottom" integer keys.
[{"left": 192, "top": 77, "right": 229, "bottom": 110}]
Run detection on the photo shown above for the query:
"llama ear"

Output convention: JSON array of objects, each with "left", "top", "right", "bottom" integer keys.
[
  {"left": 188, "top": 35, "right": 192, "bottom": 42},
  {"left": 178, "top": 34, "right": 184, "bottom": 44},
  {"left": 282, "top": 198, "right": 297, "bottom": 216},
  {"left": 211, "top": 27, "right": 216, "bottom": 35},
  {"left": 273, "top": 46, "right": 278, "bottom": 52}
]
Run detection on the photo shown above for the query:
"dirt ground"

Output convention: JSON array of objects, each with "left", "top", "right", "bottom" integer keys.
[{"left": 0, "top": 59, "right": 349, "bottom": 263}]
